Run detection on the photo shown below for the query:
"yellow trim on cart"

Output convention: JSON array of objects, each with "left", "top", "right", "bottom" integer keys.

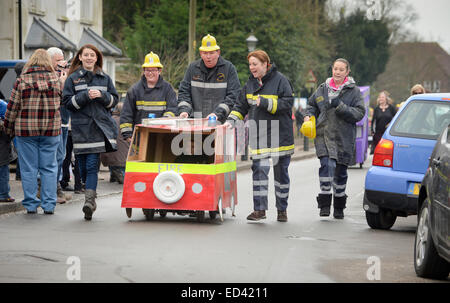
[{"left": 125, "top": 161, "right": 237, "bottom": 175}]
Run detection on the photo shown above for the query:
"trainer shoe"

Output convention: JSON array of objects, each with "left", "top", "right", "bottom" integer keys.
[{"left": 246, "top": 210, "right": 266, "bottom": 221}]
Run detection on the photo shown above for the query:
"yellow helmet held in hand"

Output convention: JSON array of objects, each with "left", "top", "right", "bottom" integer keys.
[
  {"left": 142, "top": 52, "right": 163, "bottom": 68},
  {"left": 199, "top": 34, "right": 220, "bottom": 52},
  {"left": 300, "top": 116, "right": 316, "bottom": 139}
]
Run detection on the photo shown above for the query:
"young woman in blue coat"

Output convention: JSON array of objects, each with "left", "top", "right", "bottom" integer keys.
[{"left": 63, "top": 44, "right": 119, "bottom": 220}]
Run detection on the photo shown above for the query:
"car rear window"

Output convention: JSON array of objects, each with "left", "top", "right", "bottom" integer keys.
[{"left": 390, "top": 100, "right": 450, "bottom": 140}]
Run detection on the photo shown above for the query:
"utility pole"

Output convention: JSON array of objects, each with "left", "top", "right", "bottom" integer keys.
[{"left": 188, "top": 0, "right": 196, "bottom": 64}]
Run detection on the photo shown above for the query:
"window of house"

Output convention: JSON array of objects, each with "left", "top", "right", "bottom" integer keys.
[
  {"left": 29, "top": 0, "right": 46, "bottom": 15},
  {"left": 433, "top": 80, "right": 441, "bottom": 93},
  {"left": 80, "top": 0, "right": 93, "bottom": 23},
  {"left": 423, "top": 81, "right": 432, "bottom": 92}
]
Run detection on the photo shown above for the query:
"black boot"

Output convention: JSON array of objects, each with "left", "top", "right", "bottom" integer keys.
[
  {"left": 333, "top": 195, "right": 347, "bottom": 219},
  {"left": 317, "top": 194, "right": 332, "bottom": 217}
]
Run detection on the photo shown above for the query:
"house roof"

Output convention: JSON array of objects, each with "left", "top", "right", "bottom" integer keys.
[
  {"left": 24, "top": 17, "right": 76, "bottom": 51},
  {"left": 79, "top": 27, "right": 123, "bottom": 57},
  {"left": 393, "top": 42, "right": 450, "bottom": 76}
]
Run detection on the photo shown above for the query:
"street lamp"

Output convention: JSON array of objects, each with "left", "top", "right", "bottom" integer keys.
[{"left": 246, "top": 34, "right": 258, "bottom": 52}]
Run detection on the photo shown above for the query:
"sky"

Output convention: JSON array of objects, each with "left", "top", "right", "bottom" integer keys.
[
  {"left": 406, "top": 0, "right": 450, "bottom": 53},
  {"left": 329, "top": 0, "right": 450, "bottom": 53}
]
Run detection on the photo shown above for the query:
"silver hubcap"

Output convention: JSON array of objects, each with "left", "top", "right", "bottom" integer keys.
[{"left": 415, "top": 206, "right": 429, "bottom": 267}]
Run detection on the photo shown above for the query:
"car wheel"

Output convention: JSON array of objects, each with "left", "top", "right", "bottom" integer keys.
[
  {"left": 365, "top": 208, "right": 397, "bottom": 230},
  {"left": 414, "top": 199, "right": 450, "bottom": 279}
]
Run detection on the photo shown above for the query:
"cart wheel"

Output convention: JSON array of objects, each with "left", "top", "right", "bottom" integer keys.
[
  {"left": 196, "top": 211, "right": 205, "bottom": 222},
  {"left": 209, "top": 211, "right": 218, "bottom": 220},
  {"left": 142, "top": 209, "right": 155, "bottom": 221},
  {"left": 231, "top": 195, "right": 236, "bottom": 217},
  {"left": 126, "top": 208, "right": 132, "bottom": 218},
  {"left": 218, "top": 198, "right": 224, "bottom": 222},
  {"left": 159, "top": 210, "right": 167, "bottom": 218}
]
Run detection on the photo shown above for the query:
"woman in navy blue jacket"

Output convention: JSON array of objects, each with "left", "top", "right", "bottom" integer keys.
[{"left": 63, "top": 44, "right": 119, "bottom": 220}]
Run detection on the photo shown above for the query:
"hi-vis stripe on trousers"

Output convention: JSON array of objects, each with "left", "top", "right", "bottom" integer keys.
[
  {"left": 251, "top": 155, "right": 291, "bottom": 211},
  {"left": 319, "top": 157, "right": 348, "bottom": 198}
]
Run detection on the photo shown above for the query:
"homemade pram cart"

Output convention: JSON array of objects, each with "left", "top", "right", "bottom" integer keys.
[{"left": 121, "top": 118, "right": 237, "bottom": 222}]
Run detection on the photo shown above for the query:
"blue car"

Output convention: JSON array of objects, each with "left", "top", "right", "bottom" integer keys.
[{"left": 364, "top": 93, "right": 450, "bottom": 229}]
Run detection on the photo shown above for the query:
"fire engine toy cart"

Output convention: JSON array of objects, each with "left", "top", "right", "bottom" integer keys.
[{"left": 121, "top": 118, "right": 238, "bottom": 222}]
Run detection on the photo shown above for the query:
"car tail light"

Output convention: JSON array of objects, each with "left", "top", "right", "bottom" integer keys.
[{"left": 372, "top": 139, "right": 393, "bottom": 167}]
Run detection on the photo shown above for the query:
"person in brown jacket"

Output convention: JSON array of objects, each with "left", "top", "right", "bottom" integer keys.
[
  {"left": 4, "top": 49, "right": 62, "bottom": 214},
  {"left": 100, "top": 102, "right": 127, "bottom": 184}
]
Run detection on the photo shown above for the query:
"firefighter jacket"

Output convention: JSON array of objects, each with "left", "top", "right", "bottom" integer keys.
[
  {"left": 62, "top": 67, "right": 119, "bottom": 155},
  {"left": 177, "top": 56, "right": 240, "bottom": 122},
  {"left": 120, "top": 75, "right": 177, "bottom": 139},
  {"left": 305, "top": 78, "right": 365, "bottom": 166},
  {"left": 228, "top": 64, "right": 294, "bottom": 159}
]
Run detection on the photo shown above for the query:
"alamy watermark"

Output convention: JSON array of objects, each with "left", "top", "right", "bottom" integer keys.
[
  {"left": 365, "top": 0, "right": 382, "bottom": 21},
  {"left": 66, "top": 256, "right": 81, "bottom": 281},
  {"left": 366, "top": 256, "right": 381, "bottom": 281}
]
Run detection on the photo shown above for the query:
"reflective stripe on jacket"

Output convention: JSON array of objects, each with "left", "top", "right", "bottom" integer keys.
[{"left": 62, "top": 67, "right": 119, "bottom": 155}]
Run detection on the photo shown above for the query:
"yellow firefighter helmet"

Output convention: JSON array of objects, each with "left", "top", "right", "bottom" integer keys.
[
  {"left": 199, "top": 34, "right": 220, "bottom": 52},
  {"left": 142, "top": 52, "right": 163, "bottom": 69},
  {"left": 300, "top": 116, "right": 316, "bottom": 139}
]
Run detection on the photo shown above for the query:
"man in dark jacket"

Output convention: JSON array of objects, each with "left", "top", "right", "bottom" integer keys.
[
  {"left": 178, "top": 34, "right": 240, "bottom": 123},
  {"left": 47, "top": 47, "right": 71, "bottom": 203}
]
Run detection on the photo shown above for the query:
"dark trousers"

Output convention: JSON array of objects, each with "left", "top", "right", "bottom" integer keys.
[
  {"left": 319, "top": 156, "right": 348, "bottom": 198},
  {"left": 251, "top": 155, "right": 291, "bottom": 211},
  {"left": 61, "top": 133, "right": 82, "bottom": 190}
]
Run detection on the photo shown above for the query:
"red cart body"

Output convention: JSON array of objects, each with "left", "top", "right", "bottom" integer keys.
[{"left": 121, "top": 118, "right": 237, "bottom": 221}]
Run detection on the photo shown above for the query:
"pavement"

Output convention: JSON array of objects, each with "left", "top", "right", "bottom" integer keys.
[{"left": 0, "top": 135, "right": 316, "bottom": 215}]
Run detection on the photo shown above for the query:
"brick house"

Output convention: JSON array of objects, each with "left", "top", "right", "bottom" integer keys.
[{"left": 372, "top": 42, "right": 450, "bottom": 105}]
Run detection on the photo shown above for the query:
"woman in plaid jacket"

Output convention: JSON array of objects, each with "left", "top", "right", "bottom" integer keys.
[{"left": 4, "top": 49, "right": 62, "bottom": 214}]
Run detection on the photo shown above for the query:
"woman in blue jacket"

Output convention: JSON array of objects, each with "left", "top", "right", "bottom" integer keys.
[{"left": 63, "top": 44, "right": 119, "bottom": 220}]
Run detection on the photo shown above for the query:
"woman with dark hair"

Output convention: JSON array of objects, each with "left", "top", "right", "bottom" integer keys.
[
  {"left": 304, "top": 58, "right": 365, "bottom": 219},
  {"left": 63, "top": 44, "right": 119, "bottom": 220},
  {"left": 4, "top": 49, "right": 61, "bottom": 214},
  {"left": 226, "top": 50, "right": 294, "bottom": 222}
]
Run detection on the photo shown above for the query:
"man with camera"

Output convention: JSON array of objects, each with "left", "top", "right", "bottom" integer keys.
[{"left": 47, "top": 47, "right": 71, "bottom": 204}]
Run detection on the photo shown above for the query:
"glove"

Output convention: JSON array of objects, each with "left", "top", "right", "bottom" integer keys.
[{"left": 330, "top": 98, "right": 341, "bottom": 108}]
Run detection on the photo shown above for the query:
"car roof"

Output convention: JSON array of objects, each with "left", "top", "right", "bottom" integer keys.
[
  {"left": 0, "top": 60, "right": 27, "bottom": 68},
  {"left": 405, "top": 93, "right": 450, "bottom": 103}
]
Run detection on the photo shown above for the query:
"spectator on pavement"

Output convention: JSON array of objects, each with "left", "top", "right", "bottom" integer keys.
[
  {"left": 177, "top": 34, "right": 240, "bottom": 123},
  {"left": 304, "top": 58, "right": 365, "bottom": 219},
  {"left": 226, "top": 50, "right": 294, "bottom": 222},
  {"left": 4, "top": 49, "right": 62, "bottom": 214},
  {"left": 63, "top": 44, "right": 119, "bottom": 221},
  {"left": 0, "top": 99, "right": 16, "bottom": 203},
  {"left": 371, "top": 90, "right": 397, "bottom": 154},
  {"left": 47, "top": 47, "right": 71, "bottom": 204},
  {"left": 410, "top": 84, "right": 426, "bottom": 95},
  {"left": 101, "top": 102, "right": 127, "bottom": 184}
]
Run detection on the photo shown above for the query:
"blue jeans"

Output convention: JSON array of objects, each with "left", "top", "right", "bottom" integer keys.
[
  {"left": 76, "top": 153, "right": 100, "bottom": 191},
  {"left": 0, "top": 165, "right": 11, "bottom": 199},
  {"left": 15, "top": 136, "right": 59, "bottom": 212},
  {"left": 57, "top": 127, "right": 68, "bottom": 182}
]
